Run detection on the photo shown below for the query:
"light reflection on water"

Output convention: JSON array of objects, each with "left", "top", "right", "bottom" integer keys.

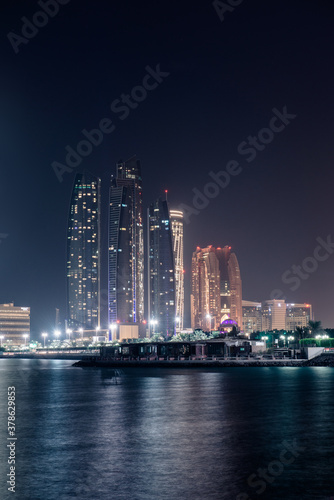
[{"left": 0, "top": 360, "right": 333, "bottom": 500}]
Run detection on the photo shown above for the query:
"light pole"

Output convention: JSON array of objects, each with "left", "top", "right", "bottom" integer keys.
[
  {"left": 79, "top": 328, "right": 83, "bottom": 342},
  {"left": 109, "top": 324, "right": 116, "bottom": 342},
  {"left": 206, "top": 314, "right": 212, "bottom": 334},
  {"left": 66, "top": 329, "right": 72, "bottom": 342},
  {"left": 54, "top": 330, "right": 61, "bottom": 342},
  {"left": 280, "top": 335, "right": 286, "bottom": 347},
  {"left": 0, "top": 335, "right": 5, "bottom": 347},
  {"left": 150, "top": 319, "right": 158, "bottom": 337},
  {"left": 23, "top": 334, "right": 28, "bottom": 347},
  {"left": 94, "top": 326, "right": 100, "bottom": 344},
  {"left": 288, "top": 336, "right": 294, "bottom": 346},
  {"left": 262, "top": 336, "right": 269, "bottom": 349},
  {"left": 42, "top": 333, "right": 48, "bottom": 348}
]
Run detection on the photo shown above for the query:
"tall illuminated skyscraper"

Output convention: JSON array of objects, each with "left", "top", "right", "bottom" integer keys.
[
  {"left": 108, "top": 156, "right": 144, "bottom": 327},
  {"left": 191, "top": 245, "right": 242, "bottom": 331},
  {"left": 148, "top": 198, "right": 175, "bottom": 337},
  {"left": 169, "top": 209, "right": 184, "bottom": 331},
  {"left": 67, "top": 172, "right": 101, "bottom": 329}
]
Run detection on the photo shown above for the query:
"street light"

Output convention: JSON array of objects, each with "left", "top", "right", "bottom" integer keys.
[
  {"left": 288, "top": 336, "right": 295, "bottom": 344},
  {"left": 175, "top": 316, "right": 181, "bottom": 333},
  {"left": 54, "top": 330, "right": 61, "bottom": 341},
  {"left": 280, "top": 335, "right": 286, "bottom": 346},
  {"left": 66, "top": 329, "right": 72, "bottom": 342},
  {"left": 23, "top": 334, "right": 28, "bottom": 346},
  {"left": 109, "top": 324, "right": 116, "bottom": 342},
  {"left": 42, "top": 333, "right": 48, "bottom": 348},
  {"left": 0, "top": 335, "right": 4, "bottom": 347},
  {"left": 150, "top": 319, "right": 158, "bottom": 337},
  {"left": 206, "top": 314, "right": 212, "bottom": 334},
  {"left": 79, "top": 328, "right": 84, "bottom": 341},
  {"left": 262, "top": 335, "right": 269, "bottom": 347}
]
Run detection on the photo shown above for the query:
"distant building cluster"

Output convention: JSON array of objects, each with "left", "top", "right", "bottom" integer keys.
[
  {"left": 242, "top": 300, "right": 313, "bottom": 334},
  {"left": 63, "top": 156, "right": 313, "bottom": 341},
  {"left": 66, "top": 157, "right": 185, "bottom": 339}
]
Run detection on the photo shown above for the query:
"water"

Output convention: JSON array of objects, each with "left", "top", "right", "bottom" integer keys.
[{"left": 0, "top": 359, "right": 333, "bottom": 500}]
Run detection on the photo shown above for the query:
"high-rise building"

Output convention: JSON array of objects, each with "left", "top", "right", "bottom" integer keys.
[
  {"left": 148, "top": 198, "right": 175, "bottom": 337},
  {"left": 67, "top": 172, "right": 101, "bottom": 330},
  {"left": 242, "top": 300, "right": 262, "bottom": 334},
  {"left": 191, "top": 246, "right": 242, "bottom": 330},
  {"left": 0, "top": 303, "right": 30, "bottom": 346},
  {"left": 108, "top": 156, "right": 144, "bottom": 328},
  {"left": 286, "top": 303, "right": 313, "bottom": 331},
  {"left": 262, "top": 300, "right": 286, "bottom": 331},
  {"left": 169, "top": 209, "right": 184, "bottom": 331}
]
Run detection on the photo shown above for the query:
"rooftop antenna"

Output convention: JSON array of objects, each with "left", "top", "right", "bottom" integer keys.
[{"left": 165, "top": 189, "right": 168, "bottom": 201}]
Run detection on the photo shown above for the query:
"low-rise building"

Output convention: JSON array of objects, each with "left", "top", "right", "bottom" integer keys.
[{"left": 0, "top": 303, "right": 30, "bottom": 346}]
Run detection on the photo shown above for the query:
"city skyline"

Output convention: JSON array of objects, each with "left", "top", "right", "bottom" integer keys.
[{"left": 1, "top": 1, "right": 334, "bottom": 334}]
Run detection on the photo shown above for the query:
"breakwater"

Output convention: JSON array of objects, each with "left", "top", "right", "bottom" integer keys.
[{"left": 73, "top": 354, "right": 334, "bottom": 368}]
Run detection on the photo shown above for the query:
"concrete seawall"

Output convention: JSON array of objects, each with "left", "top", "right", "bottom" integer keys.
[{"left": 72, "top": 357, "right": 333, "bottom": 368}]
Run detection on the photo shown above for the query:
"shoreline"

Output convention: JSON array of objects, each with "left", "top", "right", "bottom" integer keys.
[{"left": 73, "top": 355, "right": 334, "bottom": 368}]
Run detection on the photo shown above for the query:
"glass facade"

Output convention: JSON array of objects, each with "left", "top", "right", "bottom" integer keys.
[
  {"left": 108, "top": 156, "right": 144, "bottom": 325},
  {"left": 191, "top": 246, "right": 242, "bottom": 330},
  {"left": 148, "top": 198, "right": 176, "bottom": 337},
  {"left": 67, "top": 172, "right": 101, "bottom": 329},
  {"left": 170, "top": 210, "right": 184, "bottom": 331}
]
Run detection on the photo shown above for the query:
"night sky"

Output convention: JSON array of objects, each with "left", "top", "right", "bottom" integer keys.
[{"left": 1, "top": 0, "right": 334, "bottom": 335}]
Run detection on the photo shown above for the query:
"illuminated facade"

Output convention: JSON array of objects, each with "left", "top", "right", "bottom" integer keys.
[
  {"left": 242, "top": 300, "right": 262, "bottom": 334},
  {"left": 262, "top": 300, "right": 286, "bottom": 331},
  {"left": 0, "top": 303, "right": 30, "bottom": 346},
  {"left": 286, "top": 303, "right": 313, "bottom": 330},
  {"left": 170, "top": 209, "right": 184, "bottom": 331},
  {"left": 108, "top": 156, "right": 144, "bottom": 326},
  {"left": 191, "top": 246, "right": 242, "bottom": 330},
  {"left": 67, "top": 172, "right": 101, "bottom": 330},
  {"left": 148, "top": 198, "right": 175, "bottom": 337}
]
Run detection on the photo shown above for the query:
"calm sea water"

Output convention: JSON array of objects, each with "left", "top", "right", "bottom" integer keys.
[{"left": 0, "top": 359, "right": 333, "bottom": 500}]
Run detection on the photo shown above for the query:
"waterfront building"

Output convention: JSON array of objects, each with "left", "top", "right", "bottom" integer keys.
[
  {"left": 148, "top": 197, "right": 176, "bottom": 337},
  {"left": 242, "top": 300, "right": 262, "bottom": 334},
  {"left": 0, "top": 303, "right": 30, "bottom": 346},
  {"left": 286, "top": 303, "right": 313, "bottom": 331},
  {"left": 191, "top": 246, "right": 242, "bottom": 330},
  {"left": 169, "top": 209, "right": 184, "bottom": 331},
  {"left": 67, "top": 172, "right": 101, "bottom": 330},
  {"left": 262, "top": 300, "right": 286, "bottom": 331},
  {"left": 108, "top": 156, "right": 144, "bottom": 328}
]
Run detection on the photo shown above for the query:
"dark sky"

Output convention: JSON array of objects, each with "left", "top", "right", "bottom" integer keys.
[{"left": 1, "top": 0, "right": 334, "bottom": 335}]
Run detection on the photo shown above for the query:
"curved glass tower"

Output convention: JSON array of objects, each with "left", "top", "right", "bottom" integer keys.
[{"left": 108, "top": 156, "right": 144, "bottom": 327}]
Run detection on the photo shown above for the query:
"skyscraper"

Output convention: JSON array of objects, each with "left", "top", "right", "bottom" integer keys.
[
  {"left": 169, "top": 209, "right": 184, "bottom": 331},
  {"left": 148, "top": 198, "right": 175, "bottom": 337},
  {"left": 67, "top": 172, "right": 101, "bottom": 329},
  {"left": 191, "top": 245, "right": 242, "bottom": 331},
  {"left": 108, "top": 156, "right": 144, "bottom": 327}
]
